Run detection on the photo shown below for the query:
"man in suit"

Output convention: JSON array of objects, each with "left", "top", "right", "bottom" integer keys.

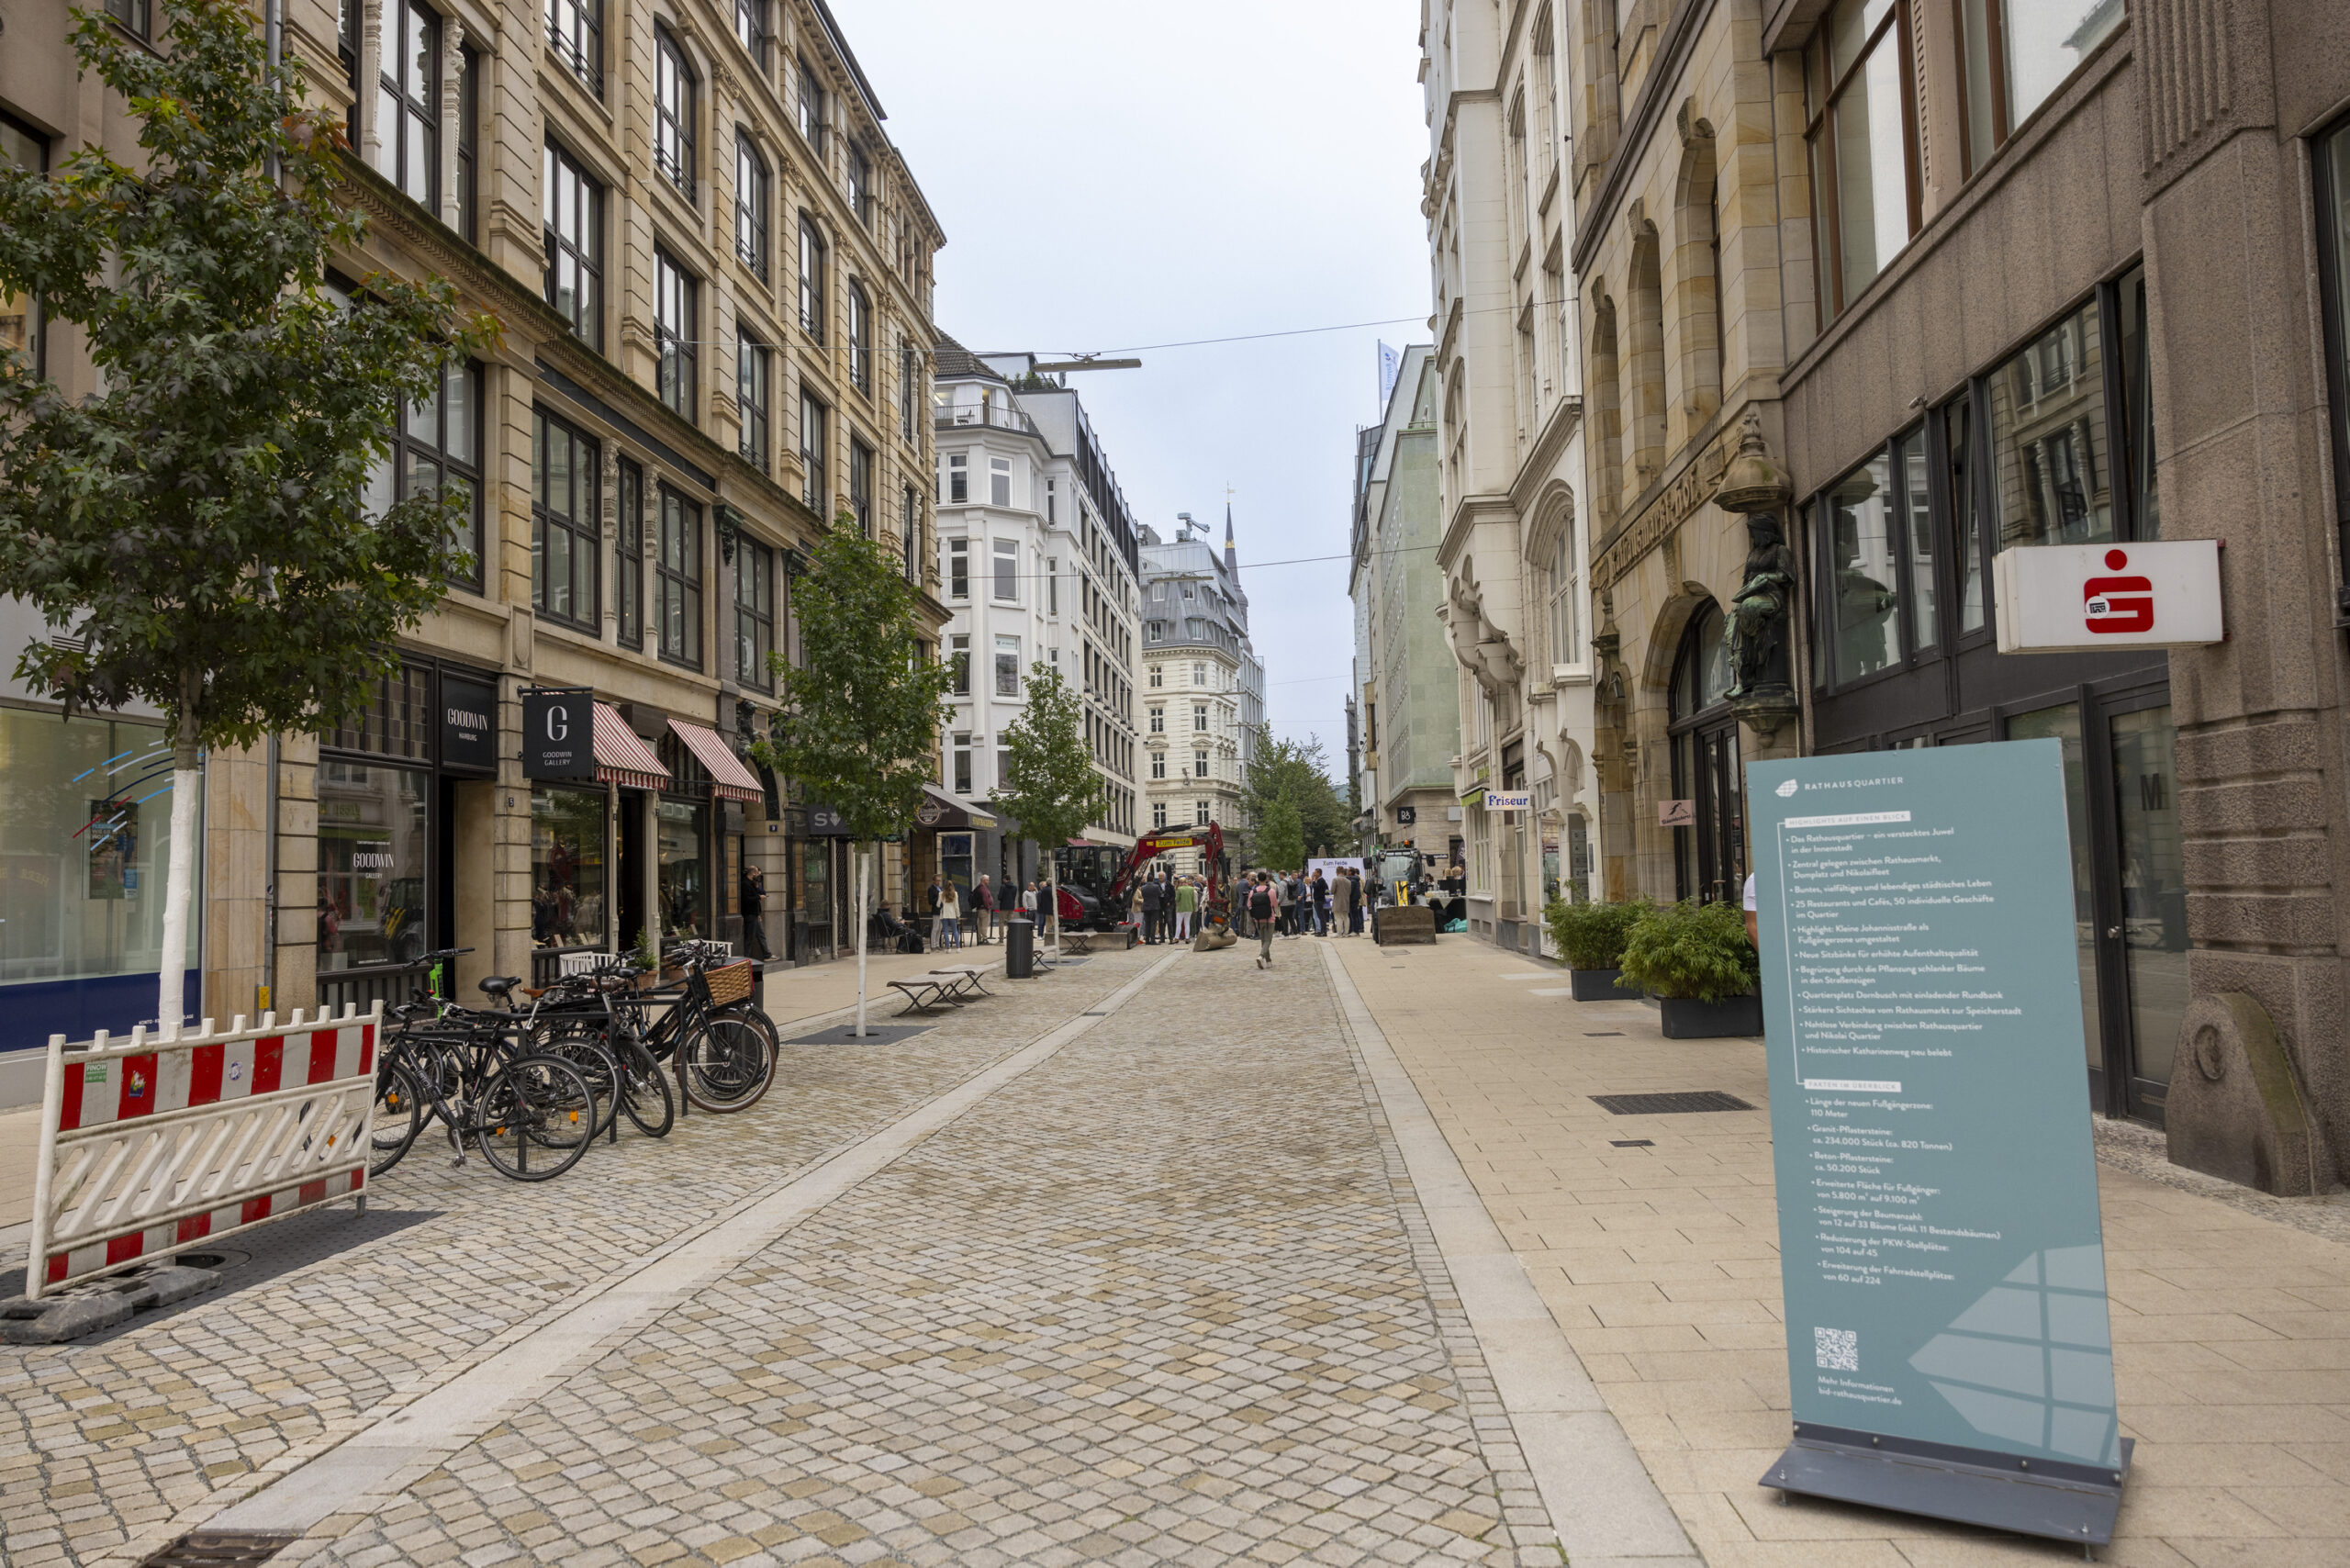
[{"left": 1138, "top": 874, "right": 1164, "bottom": 943}]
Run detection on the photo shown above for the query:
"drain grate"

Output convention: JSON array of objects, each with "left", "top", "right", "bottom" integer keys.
[
  {"left": 1591, "top": 1091, "right": 1754, "bottom": 1115},
  {"left": 1583, "top": 1031, "right": 1625, "bottom": 1037},
  {"left": 1610, "top": 1138, "right": 1656, "bottom": 1148},
  {"left": 139, "top": 1532, "right": 297, "bottom": 1566}
]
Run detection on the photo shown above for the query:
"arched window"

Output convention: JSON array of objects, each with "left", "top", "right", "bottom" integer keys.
[{"left": 1667, "top": 603, "right": 1744, "bottom": 904}]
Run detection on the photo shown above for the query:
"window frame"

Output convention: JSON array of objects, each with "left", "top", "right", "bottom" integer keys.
[
  {"left": 1803, "top": 0, "right": 1921, "bottom": 321},
  {"left": 531, "top": 405, "right": 601, "bottom": 633},
  {"left": 617, "top": 457, "right": 645, "bottom": 650},
  {"left": 945, "top": 453, "right": 968, "bottom": 504},
  {"left": 655, "top": 247, "right": 698, "bottom": 422},
  {"left": 375, "top": 0, "right": 441, "bottom": 208},
  {"left": 847, "top": 278, "right": 873, "bottom": 392},
  {"left": 991, "top": 537, "right": 1019, "bottom": 604},
  {"left": 543, "top": 141, "right": 602, "bottom": 349},
  {"left": 545, "top": 0, "right": 601, "bottom": 95},
  {"left": 379, "top": 361, "right": 487, "bottom": 593},
  {"left": 847, "top": 142, "right": 874, "bottom": 226},
  {"left": 946, "top": 538, "right": 969, "bottom": 599},
  {"left": 0, "top": 116, "right": 48, "bottom": 379},
  {"left": 654, "top": 25, "right": 698, "bottom": 200},
  {"left": 849, "top": 436, "right": 875, "bottom": 536},
  {"left": 797, "top": 57, "right": 828, "bottom": 152},
  {"left": 947, "top": 633, "right": 970, "bottom": 696},
  {"left": 800, "top": 390, "right": 830, "bottom": 520},
  {"left": 656, "top": 485, "right": 704, "bottom": 669},
  {"left": 734, "top": 538, "right": 775, "bottom": 693},
  {"left": 994, "top": 634, "right": 1022, "bottom": 698},
  {"left": 2317, "top": 118, "right": 2350, "bottom": 625},
  {"left": 798, "top": 213, "right": 827, "bottom": 342},
  {"left": 456, "top": 44, "right": 479, "bottom": 242},
  {"left": 734, "top": 131, "right": 770, "bottom": 279},
  {"left": 900, "top": 338, "right": 919, "bottom": 440},
  {"left": 737, "top": 329, "right": 771, "bottom": 473},
  {"left": 105, "top": 0, "right": 151, "bottom": 37},
  {"left": 732, "top": 0, "right": 767, "bottom": 67}
]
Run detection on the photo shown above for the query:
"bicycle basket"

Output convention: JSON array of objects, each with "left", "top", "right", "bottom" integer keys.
[{"left": 705, "top": 960, "right": 755, "bottom": 1006}]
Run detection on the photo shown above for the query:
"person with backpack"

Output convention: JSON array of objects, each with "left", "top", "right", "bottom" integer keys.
[
  {"left": 1248, "top": 873, "right": 1278, "bottom": 968},
  {"left": 1278, "top": 872, "right": 1300, "bottom": 936}
]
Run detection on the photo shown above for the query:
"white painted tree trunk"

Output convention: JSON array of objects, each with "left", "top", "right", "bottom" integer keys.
[
  {"left": 1047, "top": 866, "right": 1060, "bottom": 961},
  {"left": 854, "top": 844, "right": 870, "bottom": 1038},
  {"left": 156, "top": 727, "right": 199, "bottom": 1036}
]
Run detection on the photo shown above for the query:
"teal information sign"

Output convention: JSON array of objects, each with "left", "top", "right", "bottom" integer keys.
[{"left": 1748, "top": 742, "right": 2121, "bottom": 1471}]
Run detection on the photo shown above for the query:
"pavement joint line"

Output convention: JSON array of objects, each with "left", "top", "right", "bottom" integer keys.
[
  {"left": 1317, "top": 941, "right": 1707, "bottom": 1567},
  {"left": 164, "top": 948, "right": 1185, "bottom": 1546}
]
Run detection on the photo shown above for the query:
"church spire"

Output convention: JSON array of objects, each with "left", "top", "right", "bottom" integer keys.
[{"left": 1225, "top": 502, "right": 1236, "bottom": 572}]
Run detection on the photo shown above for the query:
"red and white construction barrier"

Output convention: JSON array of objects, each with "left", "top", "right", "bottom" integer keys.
[{"left": 24, "top": 1004, "right": 381, "bottom": 1300}]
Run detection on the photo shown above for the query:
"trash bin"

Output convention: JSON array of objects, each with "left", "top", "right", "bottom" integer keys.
[{"left": 1005, "top": 916, "right": 1035, "bottom": 980}]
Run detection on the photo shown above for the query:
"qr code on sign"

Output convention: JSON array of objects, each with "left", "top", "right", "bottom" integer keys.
[{"left": 1814, "top": 1327, "right": 1859, "bottom": 1372}]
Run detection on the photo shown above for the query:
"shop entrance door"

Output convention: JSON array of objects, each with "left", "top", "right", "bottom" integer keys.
[
  {"left": 2003, "top": 695, "right": 2185, "bottom": 1123},
  {"left": 617, "top": 794, "right": 645, "bottom": 954},
  {"left": 1667, "top": 603, "right": 1746, "bottom": 905}
]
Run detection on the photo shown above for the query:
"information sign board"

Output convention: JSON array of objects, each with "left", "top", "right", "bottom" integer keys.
[
  {"left": 1748, "top": 743, "right": 2129, "bottom": 1543},
  {"left": 520, "top": 688, "right": 596, "bottom": 781}
]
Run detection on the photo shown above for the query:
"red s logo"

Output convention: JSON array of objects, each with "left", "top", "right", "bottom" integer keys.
[{"left": 2083, "top": 549, "right": 2154, "bottom": 634}]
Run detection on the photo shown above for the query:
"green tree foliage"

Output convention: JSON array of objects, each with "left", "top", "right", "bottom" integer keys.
[
  {"left": 0, "top": 0, "right": 496, "bottom": 1025},
  {"left": 990, "top": 662, "right": 1099, "bottom": 950},
  {"left": 1253, "top": 795, "right": 1305, "bottom": 874},
  {"left": 1240, "top": 731, "right": 1348, "bottom": 864},
  {"left": 751, "top": 516, "right": 950, "bottom": 1032}
]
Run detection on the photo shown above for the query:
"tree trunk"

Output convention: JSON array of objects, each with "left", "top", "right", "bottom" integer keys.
[
  {"left": 854, "top": 844, "right": 870, "bottom": 1038},
  {"left": 1047, "top": 866, "right": 1060, "bottom": 960},
  {"left": 157, "top": 690, "right": 199, "bottom": 1036}
]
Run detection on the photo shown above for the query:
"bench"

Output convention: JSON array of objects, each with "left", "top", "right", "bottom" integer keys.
[
  {"left": 927, "top": 965, "right": 993, "bottom": 999},
  {"left": 885, "top": 966, "right": 995, "bottom": 1015},
  {"left": 1056, "top": 932, "right": 1097, "bottom": 957}
]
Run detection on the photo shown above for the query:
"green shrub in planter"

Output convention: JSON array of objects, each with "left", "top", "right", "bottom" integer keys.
[
  {"left": 1542, "top": 896, "right": 1648, "bottom": 970},
  {"left": 1617, "top": 899, "right": 1759, "bottom": 1002}
]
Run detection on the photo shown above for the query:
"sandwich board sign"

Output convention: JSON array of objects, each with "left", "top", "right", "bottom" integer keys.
[{"left": 1746, "top": 742, "right": 2130, "bottom": 1546}]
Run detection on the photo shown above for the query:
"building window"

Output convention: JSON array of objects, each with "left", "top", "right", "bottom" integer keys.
[
  {"left": 380, "top": 361, "right": 485, "bottom": 592},
  {"left": 1149, "top": 707, "right": 1164, "bottom": 733},
  {"left": 655, "top": 250, "right": 697, "bottom": 420},
  {"left": 1149, "top": 665, "right": 1162, "bottom": 688},
  {"left": 737, "top": 330, "right": 770, "bottom": 472},
  {"left": 1192, "top": 662, "right": 1206, "bottom": 685},
  {"left": 1549, "top": 524, "right": 1580, "bottom": 666},
  {"left": 798, "top": 214, "right": 827, "bottom": 342},
  {"left": 1958, "top": 0, "right": 2126, "bottom": 176},
  {"left": 847, "top": 280, "right": 872, "bottom": 391},
  {"left": 800, "top": 391, "right": 829, "bottom": 518},
  {"left": 1046, "top": 559, "right": 1058, "bottom": 616},
  {"left": 735, "top": 540, "right": 774, "bottom": 691},
  {"left": 1195, "top": 801, "right": 1211, "bottom": 826},
  {"left": 1803, "top": 0, "right": 1920, "bottom": 319},
  {"left": 903, "top": 487, "right": 922, "bottom": 582},
  {"left": 796, "top": 57, "right": 826, "bottom": 151},
  {"left": 850, "top": 437, "right": 874, "bottom": 536},
  {"left": 105, "top": 0, "right": 151, "bottom": 35},
  {"left": 617, "top": 458, "right": 644, "bottom": 649},
  {"left": 900, "top": 339, "right": 919, "bottom": 440},
  {"left": 654, "top": 27, "right": 696, "bottom": 198},
  {"left": 952, "top": 733, "right": 972, "bottom": 796},
  {"left": 992, "top": 537, "right": 1018, "bottom": 602},
  {"left": 545, "top": 0, "right": 600, "bottom": 93},
  {"left": 946, "top": 538, "right": 968, "bottom": 599},
  {"left": 1192, "top": 703, "right": 1206, "bottom": 732},
  {"left": 2317, "top": 123, "right": 2350, "bottom": 623},
  {"left": 373, "top": 0, "right": 439, "bottom": 207},
  {"left": 847, "top": 143, "right": 873, "bottom": 225},
  {"left": 1820, "top": 449, "right": 1901, "bottom": 684},
  {"left": 1153, "top": 800, "right": 1168, "bottom": 829},
  {"left": 1193, "top": 749, "right": 1208, "bottom": 778},
  {"left": 945, "top": 454, "right": 968, "bottom": 503},
  {"left": 531, "top": 407, "right": 599, "bottom": 631},
  {"left": 657, "top": 487, "right": 702, "bottom": 667},
  {"left": 456, "top": 45, "right": 479, "bottom": 241},
  {"left": 994, "top": 635, "right": 1021, "bottom": 697},
  {"left": 1151, "top": 753, "right": 1166, "bottom": 779},
  {"left": 543, "top": 143, "right": 600, "bottom": 348},
  {"left": 989, "top": 456, "right": 1012, "bottom": 509},
  {"left": 947, "top": 634, "right": 970, "bottom": 696},
  {"left": 1987, "top": 298, "right": 2109, "bottom": 550},
  {"left": 733, "top": 0, "right": 765, "bottom": 65},
  {"left": 734, "top": 133, "right": 769, "bottom": 278}
]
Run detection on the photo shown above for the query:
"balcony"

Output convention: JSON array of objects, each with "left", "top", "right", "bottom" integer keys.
[{"left": 934, "top": 402, "right": 1037, "bottom": 435}]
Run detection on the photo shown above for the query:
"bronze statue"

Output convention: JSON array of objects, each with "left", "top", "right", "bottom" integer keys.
[{"left": 1724, "top": 512, "right": 1797, "bottom": 700}]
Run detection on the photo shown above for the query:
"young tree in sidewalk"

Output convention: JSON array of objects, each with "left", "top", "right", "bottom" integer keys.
[
  {"left": 752, "top": 515, "right": 951, "bottom": 1036},
  {"left": 1240, "top": 730, "right": 1348, "bottom": 867},
  {"left": 990, "top": 662, "right": 1102, "bottom": 960},
  {"left": 0, "top": 0, "right": 496, "bottom": 1030},
  {"left": 1254, "top": 795, "right": 1305, "bottom": 879}
]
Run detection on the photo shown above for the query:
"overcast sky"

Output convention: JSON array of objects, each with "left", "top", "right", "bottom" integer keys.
[{"left": 845, "top": 0, "right": 1431, "bottom": 777}]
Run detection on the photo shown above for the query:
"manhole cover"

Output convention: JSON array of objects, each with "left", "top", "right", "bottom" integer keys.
[
  {"left": 1590, "top": 1092, "right": 1755, "bottom": 1115},
  {"left": 139, "top": 1532, "right": 297, "bottom": 1566}
]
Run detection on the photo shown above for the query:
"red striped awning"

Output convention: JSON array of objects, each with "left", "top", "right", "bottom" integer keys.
[
  {"left": 668, "top": 718, "right": 765, "bottom": 803},
  {"left": 592, "top": 702, "right": 670, "bottom": 792}
]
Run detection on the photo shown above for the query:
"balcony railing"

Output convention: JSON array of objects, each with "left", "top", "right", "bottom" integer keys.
[{"left": 934, "top": 403, "right": 1037, "bottom": 435}]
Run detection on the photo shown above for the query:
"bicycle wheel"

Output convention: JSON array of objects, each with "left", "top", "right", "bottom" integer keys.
[
  {"left": 475, "top": 1054, "right": 598, "bottom": 1181},
  {"left": 369, "top": 1060, "right": 426, "bottom": 1178},
  {"left": 679, "top": 1015, "right": 775, "bottom": 1114},
  {"left": 614, "top": 1034, "right": 675, "bottom": 1138},
  {"left": 535, "top": 1023, "right": 621, "bottom": 1141}
]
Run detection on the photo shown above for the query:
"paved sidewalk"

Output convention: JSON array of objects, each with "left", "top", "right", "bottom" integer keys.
[{"left": 1333, "top": 935, "right": 2350, "bottom": 1566}]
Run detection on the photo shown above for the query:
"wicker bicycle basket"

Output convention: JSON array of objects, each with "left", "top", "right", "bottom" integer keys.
[{"left": 705, "top": 959, "right": 755, "bottom": 1006}]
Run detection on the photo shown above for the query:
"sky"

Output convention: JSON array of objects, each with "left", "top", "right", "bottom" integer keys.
[{"left": 843, "top": 0, "right": 1433, "bottom": 775}]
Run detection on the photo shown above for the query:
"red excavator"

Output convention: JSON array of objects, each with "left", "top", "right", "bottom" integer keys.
[{"left": 1051, "top": 824, "right": 1229, "bottom": 936}]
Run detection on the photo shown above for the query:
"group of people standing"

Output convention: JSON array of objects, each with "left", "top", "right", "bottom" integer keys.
[
  {"left": 919, "top": 872, "right": 1046, "bottom": 951},
  {"left": 1131, "top": 869, "right": 1208, "bottom": 945},
  {"left": 1236, "top": 865, "right": 1367, "bottom": 967}
]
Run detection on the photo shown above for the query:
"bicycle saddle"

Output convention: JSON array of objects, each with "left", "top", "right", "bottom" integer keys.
[{"left": 478, "top": 975, "right": 523, "bottom": 1000}]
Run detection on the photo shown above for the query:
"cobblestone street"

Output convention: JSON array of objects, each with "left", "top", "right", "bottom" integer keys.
[{"left": 0, "top": 943, "right": 1599, "bottom": 1568}]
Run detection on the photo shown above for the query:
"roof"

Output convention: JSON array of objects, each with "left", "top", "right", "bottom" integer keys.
[{"left": 934, "top": 331, "right": 1008, "bottom": 384}]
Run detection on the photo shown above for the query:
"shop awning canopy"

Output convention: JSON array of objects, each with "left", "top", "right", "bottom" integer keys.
[
  {"left": 918, "top": 783, "right": 998, "bottom": 831},
  {"left": 668, "top": 718, "right": 765, "bottom": 803},
  {"left": 592, "top": 702, "right": 670, "bottom": 792}
]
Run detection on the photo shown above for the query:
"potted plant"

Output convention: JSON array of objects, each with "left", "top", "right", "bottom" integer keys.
[
  {"left": 1543, "top": 896, "right": 1647, "bottom": 1000},
  {"left": 1617, "top": 900, "right": 1762, "bottom": 1037}
]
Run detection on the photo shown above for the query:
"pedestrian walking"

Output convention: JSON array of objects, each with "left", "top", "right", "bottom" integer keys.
[
  {"left": 924, "top": 876, "right": 945, "bottom": 950},
  {"left": 1023, "top": 879, "right": 1040, "bottom": 916},
  {"left": 1174, "top": 876, "right": 1197, "bottom": 941},
  {"left": 971, "top": 873, "right": 996, "bottom": 946},
  {"left": 1279, "top": 873, "right": 1300, "bottom": 936},
  {"left": 1248, "top": 873, "right": 1278, "bottom": 968},
  {"left": 938, "top": 879, "right": 962, "bottom": 949},
  {"left": 1334, "top": 867, "right": 1359, "bottom": 937},
  {"left": 1310, "top": 868, "right": 1331, "bottom": 935},
  {"left": 742, "top": 863, "right": 772, "bottom": 961}
]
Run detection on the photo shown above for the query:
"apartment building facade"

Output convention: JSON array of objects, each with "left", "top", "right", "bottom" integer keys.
[
  {"left": 1422, "top": 0, "right": 1598, "bottom": 955},
  {"left": 0, "top": 0, "right": 946, "bottom": 1047},
  {"left": 1140, "top": 516, "right": 1264, "bottom": 872},
  {"left": 930, "top": 339, "right": 1143, "bottom": 899}
]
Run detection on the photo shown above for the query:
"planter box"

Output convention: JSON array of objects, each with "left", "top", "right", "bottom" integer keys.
[
  {"left": 1375, "top": 905, "right": 1438, "bottom": 946},
  {"left": 1658, "top": 993, "right": 1764, "bottom": 1038},
  {"left": 1568, "top": 967, "right": 1639, "bottom": 1002}
]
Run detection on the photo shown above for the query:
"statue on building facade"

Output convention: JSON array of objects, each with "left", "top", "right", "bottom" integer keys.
[{"left": 1723, "top": 512, "right": 1797, "bottom": 700}]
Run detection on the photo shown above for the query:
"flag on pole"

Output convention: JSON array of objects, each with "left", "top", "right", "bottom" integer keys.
[{"left": 1377, "top": 342, "right": 1401, "bottom": 411}]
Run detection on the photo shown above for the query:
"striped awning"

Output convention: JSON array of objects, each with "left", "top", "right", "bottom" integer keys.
[
  {"left": 668, "top": 718, "right": 765, "bottom": 803},
  {"left": 592, "top": 702, "right": 670, "bottom": 791}
]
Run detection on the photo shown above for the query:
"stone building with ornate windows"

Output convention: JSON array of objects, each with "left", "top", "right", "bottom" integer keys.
[
  {"left": 1139, "top": 515, "right": 1263, "bottom": 874},
  {"left": 0, "top": 0, "right": 945, "bottom": 1051},
  {"left": 1421, "top": 0, "right": 1598, "bottom": 956}
]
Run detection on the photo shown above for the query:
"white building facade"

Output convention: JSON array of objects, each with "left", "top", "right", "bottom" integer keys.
[
  {"left": 1139, "top": 515, "right": 1264, "bottom": 872},
  {"left": 933, "top": 339, "right": 1143, "bottom": 890},
  {"left": 1423, "top": 0, "right": 1597, "bottom": 954}
]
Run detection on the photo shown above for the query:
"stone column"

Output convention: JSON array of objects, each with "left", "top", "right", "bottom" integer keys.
[{"left": 439, "top": 17, "right": 465, "bottom": 231}]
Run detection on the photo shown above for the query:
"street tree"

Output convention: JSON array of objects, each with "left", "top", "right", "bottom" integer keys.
[
  {"left": 752, "top": 516, "right": 951, "bottom": 1036},
  {"left": 989, "top": 662, "right": 1101, "bottom": 958},
  {"left": 0, "top": 0, "right": 497, "bottom": 1029},
  {"left": 1254, "top": 795, "right": 1306, "bottom": 875},
  {"left": 1241, "top": 732, "right": 1348, "bottom": 865}
]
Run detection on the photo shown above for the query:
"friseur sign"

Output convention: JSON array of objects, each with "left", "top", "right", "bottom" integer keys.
[
  {"left": 1747, "top": 743, "right": 2130, "bottom": 1545},
  {"left": 520, "top": 688, "right": 596, "bottom": 781}
]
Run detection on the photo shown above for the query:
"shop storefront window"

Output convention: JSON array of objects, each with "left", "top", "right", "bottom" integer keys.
[
  {"left": 317, "top": 762, "right": 430, "bottom": 970},
  {"left": 532, "top": 787, "right": 607, "bottom": 949},
  {"left": 656, "top": 799, "right": 709, "bottom": 938},
  {"left": 2005, "top": 703, "right": 2101, "bottom": 1070},
  {"left": 1823, "top": 451, "right": 1901, "bottom": 682},
  {"left": 0, "top": 711, "right": 198, "bottom": 987},
  {"left": 1988, "top": 300, "right": 2111, "bottom": 551}
]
